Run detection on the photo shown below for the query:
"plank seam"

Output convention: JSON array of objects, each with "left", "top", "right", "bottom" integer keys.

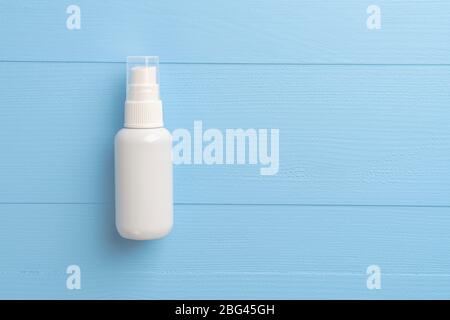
[
  {"left": 2, "top": 60, "right": 450, "bottom": 67},
  {"left": 1, "top": 202, "right": 450, "bottom": 208}
]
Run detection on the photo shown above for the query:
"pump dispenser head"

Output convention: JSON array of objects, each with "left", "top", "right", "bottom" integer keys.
[
  {"left": 126, "top": 56, "right": 160, "bottom": 101},
  {"left": 124, "top": 56, "right": 163, "bottom": 128}
]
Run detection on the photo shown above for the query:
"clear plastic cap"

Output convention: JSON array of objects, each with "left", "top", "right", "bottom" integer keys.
[{"left": 126, "top": 56, "right": 160, "bottom": 101}]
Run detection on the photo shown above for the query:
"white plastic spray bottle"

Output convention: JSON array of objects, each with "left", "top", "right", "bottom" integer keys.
[{"left": 115, "top": 56, "right": 173, "bottom": 240}]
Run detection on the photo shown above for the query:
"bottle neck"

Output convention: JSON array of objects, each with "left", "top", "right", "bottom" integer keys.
[{"left": 124, "top": 100, "right": 163, "bottom": 128}]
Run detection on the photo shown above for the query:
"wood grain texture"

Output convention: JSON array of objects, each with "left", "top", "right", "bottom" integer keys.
[
  {"left": 1, "top": 0, "right": 450, "bottom": 299},
  {"left": 0, "top": 0, "right": 449, "bottom": 63},
  {"left": 0, "top": 203, "right": 449, "bottom": 299},
  {"left": 0, "top": 62, "right": 449, "bottom": 205}
]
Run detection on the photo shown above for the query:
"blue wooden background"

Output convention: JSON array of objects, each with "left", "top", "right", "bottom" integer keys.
[{"left": 0, "top": 0, "right": 450, "bottom": 299}]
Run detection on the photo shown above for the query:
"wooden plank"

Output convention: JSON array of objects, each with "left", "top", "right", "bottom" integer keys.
[
  {"left": 0, "top": 203, "right": 449, "bottom": 298},
  {"left": 0, "top": 1, "right": 449, "bottom": 64},
  {"left": 1, "top": 62, "right": 450, "bottom": 205}
]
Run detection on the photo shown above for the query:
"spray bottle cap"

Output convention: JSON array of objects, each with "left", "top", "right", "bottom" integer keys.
[{"left": 124, "top": 56, "right": 163, "bottom": 128}]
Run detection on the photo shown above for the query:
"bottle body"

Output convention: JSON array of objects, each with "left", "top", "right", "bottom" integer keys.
[{"left": 115, "top": 127, "right": 173, "bottom": 240}]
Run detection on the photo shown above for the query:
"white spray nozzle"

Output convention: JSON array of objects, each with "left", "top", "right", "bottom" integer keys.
[{"left": 126, "top": 56, "right": 160, "bottom": 102}]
